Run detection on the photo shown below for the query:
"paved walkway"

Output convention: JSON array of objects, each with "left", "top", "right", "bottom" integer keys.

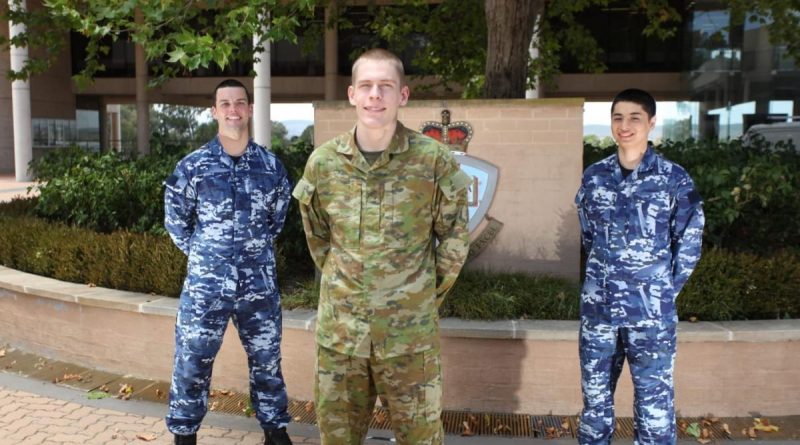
[
  {"left": 0, "top": 175, "right": 38, "bottom": 202},
  {"left": 2, "top": 371, "right": 798, "bottom": 445}
]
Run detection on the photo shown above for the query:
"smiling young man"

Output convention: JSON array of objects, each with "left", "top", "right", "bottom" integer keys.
[
  {"left": 164, "top": 79, "right": 293, "bottom": 445},
  {"left": 575, "top": 89, "right": 705, "bottom": 445},
  {"left": 292, "top": 49, "right": 471, "bottom": 445}
]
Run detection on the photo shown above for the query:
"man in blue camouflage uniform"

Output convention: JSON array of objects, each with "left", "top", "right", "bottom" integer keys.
[
  {"left": 164, "top": 79, "right": 293, "bottom": 445},
  {"left": 575, "top": 89, "right": 705, "bottom": 445}
]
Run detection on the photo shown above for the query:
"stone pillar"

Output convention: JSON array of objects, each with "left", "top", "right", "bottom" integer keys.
[
  {"left": 324, "top": 6, "right": 338, "bottom": 100},
  {"left": 98, "top": 97, "right": 108, "bottom": 152},
  {"left": 253, "top": 28, "right": 271, "bottom": 148},
  {"left": 107, "top": 104, "right": 122, "bottom": 151},
  {"left": 134, "top": 8, "right": 150, "bottom": 155},
  {"left": 8, "top": 0, "right": 32, "bottom": 181}
]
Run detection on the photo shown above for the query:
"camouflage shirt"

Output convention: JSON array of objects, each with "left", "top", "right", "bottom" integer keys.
[
  {"left": 575, "top": 144, "right": 705, "bottom": 326},
  {"left": 164, "top": 137, "right": 291, "bottom": 266},
  {"left": 292, "top": 123, "right": 471, "bottom": 359}
]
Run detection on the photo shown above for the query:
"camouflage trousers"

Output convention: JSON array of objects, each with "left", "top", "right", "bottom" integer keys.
[
  {"left": 315, "top": 346, "right": 443, "bottom": 445},
  {"left": 166, "top": 262, "right": 290, "bottom": 435},
  {"left": 578, "top": 321, "right": 677, "bottom": 445}
]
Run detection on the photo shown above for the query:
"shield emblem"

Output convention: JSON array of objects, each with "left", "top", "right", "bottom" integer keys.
[{"left": 453, "top": 152, "right": 499, "bottom": 233}]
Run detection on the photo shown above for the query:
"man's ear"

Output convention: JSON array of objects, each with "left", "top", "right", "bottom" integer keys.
[
  {"left": 347, "top": 85, "right": 356, "bottom": 106},
  {"left": 649, "top": 115, "right": 657, "bottom": 131},
  {"left": 399, "top": 85, "right": 410, "bottom": 106}
]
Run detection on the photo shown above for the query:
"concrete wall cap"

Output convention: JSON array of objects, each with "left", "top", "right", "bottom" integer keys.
[{"left": 1, "top": 266, "right": 798, "bottom": 343}]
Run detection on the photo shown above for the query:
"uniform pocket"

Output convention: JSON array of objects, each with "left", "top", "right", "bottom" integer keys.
[
  {"left": 327, "top": 178, "right": 361, "bottom": 248},
  {"left": 381, "top": 180, "right": 433, "bottom": 249}
]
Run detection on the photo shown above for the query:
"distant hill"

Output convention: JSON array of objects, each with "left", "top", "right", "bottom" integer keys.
[{"left": 282, "top": 120, "right": 313, "bottom": 137}]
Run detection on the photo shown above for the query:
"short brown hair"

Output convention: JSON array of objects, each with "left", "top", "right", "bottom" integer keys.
[
  {"left": 213, "top": 79, "right": 251, "bottom": 105},
  {"left": 351, "top": 48, "right": 405, "bottom": 86}
]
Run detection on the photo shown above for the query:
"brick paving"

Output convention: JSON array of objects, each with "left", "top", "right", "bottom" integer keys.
[{"left": 0, "top": 387, "right": 278, "bottom": 445}]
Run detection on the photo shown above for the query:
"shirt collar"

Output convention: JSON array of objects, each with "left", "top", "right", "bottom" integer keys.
[{"left": 338, "top": 122, "right": 411, "bottom": 156}]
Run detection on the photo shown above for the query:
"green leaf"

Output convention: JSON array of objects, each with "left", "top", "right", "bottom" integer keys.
[
  {"left": 166, "top": 48, "right": 186, "bottom": 63},
  {"left": 87, "top": 390, "right": 111, "bottom": 400},
  {"left": 685, "top": 422, "right": 701, "bottom": 438}
]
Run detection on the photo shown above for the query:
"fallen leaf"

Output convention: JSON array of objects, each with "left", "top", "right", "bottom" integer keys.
[
  {"left": 87, "top": 282, "right": 96, "bottom": 287},
  {"left": 722, "top": 423, "right": 731, "bottom": 438},
  {"left": 155, "top": 388, "right": 164, "bottom": 398},
  {"left": 689, "top": 316, "right": 698, "bottom": 322},
  {"left": 136, "top": 433, "right": 157, "bottom": 441},
  {"left": 697, "top": 438, "right": 712, "bottom": 444},
  {"left": 461, "top": 421, "right": 474, "bottom": 436},
  {"left": 0, "top": 349, "right": 5, "bottom": 357},
  {"left": 219, "top": 390, "right": 231, "bottom": 396},
  {"left": 701, "top": 427, "right": 711, "bottom": 439},
  {"left": 374, "top": 410, "right": 386, "bottom": 424},
  {"left": 545, "top": 426, "right": 561, "bottom": 439},
  {"left": 209, "top": 401, "right": 219, "bottom": 411},
  {"left": 304, "top": 401, "right": 314, "bottom": 413},
  {"left": 561, "top": 417, "right": 571, "bottom": 430},
  {"left": 484, "top": 414, "right": 491, "bottom": 427},
  {"left": 117, "top": 383, "right": 133, "bottom": 400},
  {"left": 753, "top": 418, "right": 780, "bottom": 433},
  {"left": 746, "top": 427, "right": 757, "bottom": 439},
  {"left": 493, "top": 422, "right": 511, "bottom": 434}
]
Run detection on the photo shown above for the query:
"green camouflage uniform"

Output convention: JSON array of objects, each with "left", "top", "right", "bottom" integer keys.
[{"left": 292, "top": 123, "right": 470, "bottom": 445}]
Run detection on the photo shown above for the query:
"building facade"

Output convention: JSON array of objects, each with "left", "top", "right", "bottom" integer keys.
[{"left": 2, "top": 0, "right": 798, "bottom": 173}]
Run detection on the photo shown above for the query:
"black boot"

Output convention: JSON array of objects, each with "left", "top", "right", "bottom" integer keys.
[
  {"left": 174, "top": 433, "right": 196, "bottom": 445},
  {"left": 264, "top": 427, "right": 293, "bottom": 445}
]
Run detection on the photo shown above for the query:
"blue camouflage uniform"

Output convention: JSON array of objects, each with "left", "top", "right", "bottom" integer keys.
[
  {"left": 163, "top": 136, "right": 292, "bottom": 436},
  {"left": 575, "top": 144, "right": 704, "bottom": 445}
]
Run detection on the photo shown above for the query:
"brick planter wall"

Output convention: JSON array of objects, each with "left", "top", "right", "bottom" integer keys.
[{"left": 1, "top": 267, "right": 798, "bottom": 417}]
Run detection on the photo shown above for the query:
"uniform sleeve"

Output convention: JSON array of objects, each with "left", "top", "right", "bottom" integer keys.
[
  {"left": 575, "top": 179, "right": 593, "bottom": 254},
  {"left": 163, "top": 163, "right": 196, "bottom": 256},
  {"left": 269, "top": 159, "right": 292, "bottom": 237},
  {"left": 670, "top": 174, "right": 705, "bottom": 295},
  {"left": 292, "top": 161, "right": 331, "bottom": 272},
  {"left": 433, "top": 156, "right": 471, "bottom": 304}
]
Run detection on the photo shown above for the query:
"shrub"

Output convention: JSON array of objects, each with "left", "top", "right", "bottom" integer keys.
[
  {"left": 583, "top": 138, "right": 800, "bottom": 254},
  {"left": 680, "top": 248, "right": 800, "bottom": 321},
  {"left": 29, "top": 147, "right": 183, "bottom": 235},
  {"left": 27, "top": 140, "right": 316, "bottom": 271},
  {"left": 0, "top": 213, "right": 186, "bottom": 297}
]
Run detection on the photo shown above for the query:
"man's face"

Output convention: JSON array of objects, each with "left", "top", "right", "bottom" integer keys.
[
  {"left": 211, "top": 86, "right": 252, "bottom": 133},
  {"left": 611, "top": 101, "right": 655, "bottom": 152},
  {"left": 348, "top": 59, "right": 409, "bottom": 131}
]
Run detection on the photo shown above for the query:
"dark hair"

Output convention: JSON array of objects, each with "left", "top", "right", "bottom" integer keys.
[
  {"left": 611, "top": 88, "right": 656, "bottom": 119},
  {"left": 213, "top": 79, "right": 251, "bottom": 105}
]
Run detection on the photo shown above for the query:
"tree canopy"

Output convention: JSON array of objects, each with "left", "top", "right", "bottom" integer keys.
[
  {"left": 1, "top": 0, "right": 315, "bottom": 85},
  {"left": 2, "top": 0, "right": 798, "bottom": 98}
]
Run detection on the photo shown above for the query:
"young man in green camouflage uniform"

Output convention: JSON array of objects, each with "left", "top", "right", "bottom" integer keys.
[{"left": 292, "top": 49, "right": 471, "bottom": 445}]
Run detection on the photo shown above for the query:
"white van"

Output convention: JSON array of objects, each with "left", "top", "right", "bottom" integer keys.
[{"left": 742, "top": 120, "right": 800, "bottom": 149}]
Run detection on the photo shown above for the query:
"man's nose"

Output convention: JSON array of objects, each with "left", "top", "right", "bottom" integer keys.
[{"left": 369, "top": 84, "right": 381, "bottom": 99}]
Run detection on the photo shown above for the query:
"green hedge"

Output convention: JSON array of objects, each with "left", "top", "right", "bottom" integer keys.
[
  {"left": 584, "top": 138, "right": 800, "bottom": 254},
  {"left": 0, "top": 208, "right": 186, "bottom": 297}
]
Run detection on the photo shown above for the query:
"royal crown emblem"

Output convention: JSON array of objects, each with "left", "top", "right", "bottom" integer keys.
[
  {"left": 420, "top": 109, "right": 502, "bottom": 261},
  {"left": 421, "top": 110, "right": 474, "bottom": 152}
]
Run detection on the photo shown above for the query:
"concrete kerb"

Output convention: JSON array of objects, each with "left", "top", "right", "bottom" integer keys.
[{"left": 3, "top": 264, "right": 800, "bottom": 343}]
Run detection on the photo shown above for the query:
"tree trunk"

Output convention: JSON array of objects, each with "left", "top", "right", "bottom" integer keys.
[{"left": 483, "top": 0, "right": 543, "bottom": 98}]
